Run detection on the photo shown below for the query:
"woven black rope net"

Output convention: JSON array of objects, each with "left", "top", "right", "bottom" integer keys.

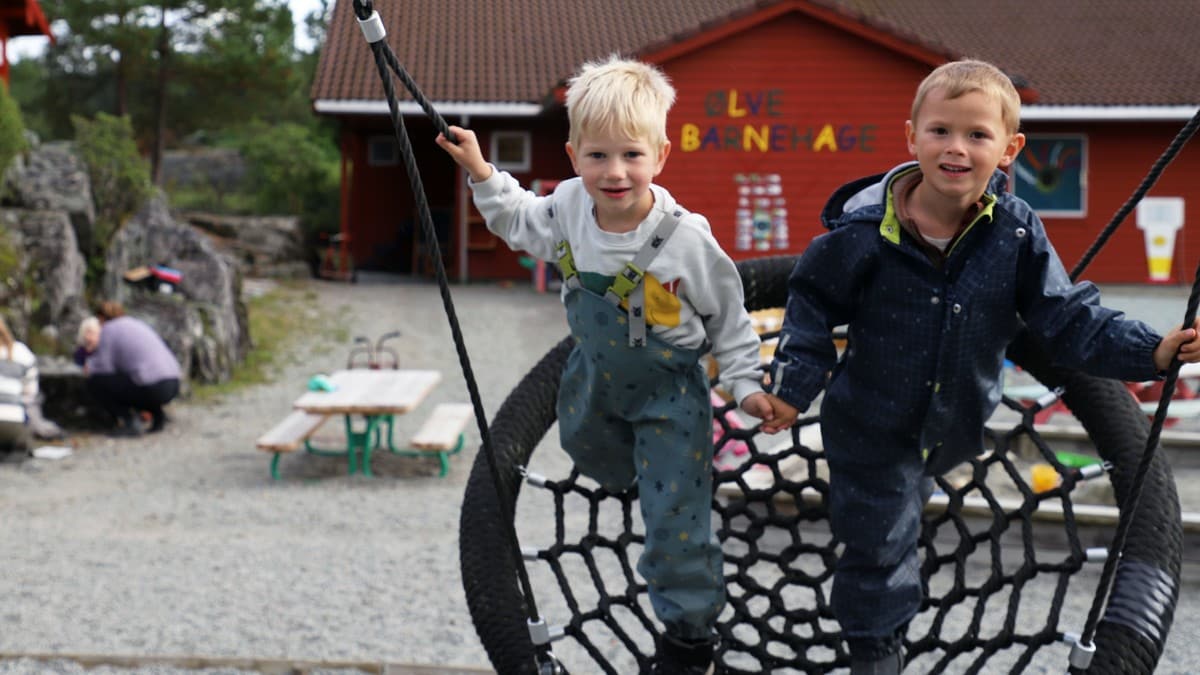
[{"left": 459, "top": 255, "right": 1182, "bottom": 674}]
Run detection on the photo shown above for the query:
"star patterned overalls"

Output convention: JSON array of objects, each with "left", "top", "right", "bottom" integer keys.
[{"left": 554, "top": 211, "right": 724, "bottom": 640}]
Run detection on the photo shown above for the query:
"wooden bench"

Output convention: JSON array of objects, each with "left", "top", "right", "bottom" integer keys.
[
  {"left": 256, "top": 410, "right": 332, "bottom": 479},
  {"left": 389, "top": 402, "right": 474, "bottom": 477}
]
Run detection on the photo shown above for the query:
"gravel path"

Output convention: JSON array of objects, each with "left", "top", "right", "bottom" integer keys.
[
  {"left": 1, "top": 276, "right": 1198, "bottom": 674},
  {"left": 0, "top": 276, "right": 568, "bottom": 674}
]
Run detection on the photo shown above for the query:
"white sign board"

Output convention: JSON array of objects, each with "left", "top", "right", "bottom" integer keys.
[
  {"left": 1136, "top": 196, "right": 1185, "bottom": 282},
  {"left": 1137, "top": 196, "right": 1185, "bottom": 229}
]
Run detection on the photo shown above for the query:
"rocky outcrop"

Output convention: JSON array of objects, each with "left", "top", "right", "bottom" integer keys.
[
  {"left": 0, "top": 139, "right": 259, "bottom": 432},
  {"left": 179, "top": 211, "right": 310, "bottom": 279},
  {"left": 0, "top": 208, "right": 89, "bottom": 351},
  {"left": 102, "top": 193, "right": 250, "bottom": 387},
  {"left": 4, "top": 140, "right": 98, "bottom": 255},
  {"left": 160, "top": 146, "right": 246, "bottom": 195}
]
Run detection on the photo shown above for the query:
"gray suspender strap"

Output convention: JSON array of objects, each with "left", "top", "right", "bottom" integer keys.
[
  {"left": 604, "top": 209, "right": 684, "bottom": 347},
  {"left": 555, "top": 240, "right": 582, "bottom": 291}
]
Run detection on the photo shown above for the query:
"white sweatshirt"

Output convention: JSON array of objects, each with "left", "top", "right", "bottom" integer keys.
[
  {"left": 0, "top": 341, "right": 38, "bottom": 424},
  {"left": 470, "top": 168, "right": 765, "bottom": 405}
]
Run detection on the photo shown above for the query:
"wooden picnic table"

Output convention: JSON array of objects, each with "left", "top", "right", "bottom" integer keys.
[
  {"left": 290, "top": 368, "right": 443, "bottom": 476},
  {"left": 293, "top": 369, "right": 442, "bottom": 416}
]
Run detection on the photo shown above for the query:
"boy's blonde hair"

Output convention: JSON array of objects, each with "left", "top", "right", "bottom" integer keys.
[
  {"left": 911, "top": 59, "right": 1021, "bottom": 135},
  {"left": 565, "top": 54, "right": 675, "bottom": 150}
]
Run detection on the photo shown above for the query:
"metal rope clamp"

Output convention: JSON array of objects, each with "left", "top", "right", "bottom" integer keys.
[
  {"left": 357, "top": 9, "right": 387, "bottom": 43},
  {"left": 1069, "top": 637, "right": 1096, "bottom": 669}
]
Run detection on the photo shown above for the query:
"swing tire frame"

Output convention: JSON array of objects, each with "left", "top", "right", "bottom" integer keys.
[{"left": 459, "top": 257, "right": 1182, "bottom": 675}]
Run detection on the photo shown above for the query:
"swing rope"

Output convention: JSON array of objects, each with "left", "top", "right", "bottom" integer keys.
[
  {"left": 348, "top": 1, "right": 558, "bottom": 669},
  {"left": 1061, "top": 107, "right": 1200, "bottom": 667}
]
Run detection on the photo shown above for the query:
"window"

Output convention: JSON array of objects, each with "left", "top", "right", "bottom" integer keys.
[
  {"left": 490, "top": 131, "right": 531, "bottom": 172},
  {"left": 367, "top": 136, "right": 399, "bottom": 166},
  {"left": 1012, "top": 134, "right": 1087, "bottom": 217}
]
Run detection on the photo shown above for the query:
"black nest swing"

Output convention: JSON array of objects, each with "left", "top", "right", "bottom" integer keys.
[{"left": 459, "top": 255, "right": 1183, "bottom": 674}]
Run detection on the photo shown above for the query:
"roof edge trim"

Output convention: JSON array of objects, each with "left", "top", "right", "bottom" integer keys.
[
  {"left": 1022, "top": 105, "right": 1199, "bottom": 121},
  {"left": 313, "top": 100, "right": 543, "bottom": 116}
]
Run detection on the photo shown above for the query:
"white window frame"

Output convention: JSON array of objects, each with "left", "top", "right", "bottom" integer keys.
[{"left": 490, "top": 131, "right": 532, "bottom": 172}]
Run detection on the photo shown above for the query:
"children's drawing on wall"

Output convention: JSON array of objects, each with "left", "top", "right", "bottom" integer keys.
[
  {"left": 1013, "top": 134, "right": 1087, "bottom": 216},
  {"left": 734, "top": 173, "right": 788, "bottom": 251}
]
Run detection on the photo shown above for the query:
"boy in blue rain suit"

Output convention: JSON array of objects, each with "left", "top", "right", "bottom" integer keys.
[
  {"left": 437, "top": 55, "right": 785, "bottom": 674},
  {"left": 759, "top": 59, "right": 1200, "bottom": 674}
]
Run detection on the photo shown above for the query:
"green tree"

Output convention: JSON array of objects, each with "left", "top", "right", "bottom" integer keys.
[
  {"left": 8, "top": 60, "right": 50, "bottom": 140},
  {"left": 168, "top": 2, "right": 303, "bottom": 133},
  {"left": 40, "top": 0, "right": 295, "bottom": 180},
  {"left": 234, "top": 120, "right": 338, "bottom": 228},
  {"left": 44, "top": 0, "right": 154, "bottom": 117}
]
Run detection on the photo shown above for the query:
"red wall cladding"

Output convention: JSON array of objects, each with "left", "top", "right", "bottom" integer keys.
[
  {"left": 656, "top": 13, "right": 1200, "bottom": 284},
  {"left": 659, "top": 13, "right": 920, "bottom": 261}
]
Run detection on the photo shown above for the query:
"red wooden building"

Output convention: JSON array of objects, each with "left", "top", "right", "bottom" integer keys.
[{"left": 311, "top": 0, "right": 1200, "bottom": 285}]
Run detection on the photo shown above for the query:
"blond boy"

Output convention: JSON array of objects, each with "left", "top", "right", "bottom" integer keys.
[{"left": 438, "top": 55, "right": 782, "bottom": 673}]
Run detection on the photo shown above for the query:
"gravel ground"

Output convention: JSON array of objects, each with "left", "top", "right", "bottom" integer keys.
[{"left": 1, "top": 276, "right": 1198, "bottom": 674}]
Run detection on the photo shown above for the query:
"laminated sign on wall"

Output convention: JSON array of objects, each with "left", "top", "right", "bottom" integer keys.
[{"left": 1136, "top": 197, "right": 1185, "bottom": 283}]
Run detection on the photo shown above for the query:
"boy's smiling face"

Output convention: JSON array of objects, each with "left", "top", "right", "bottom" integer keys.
[
  {"left": 905, "top": 87, "right": 1025, "bottom": 211},
  {"left": 566, "top": 129, "right": 670, "bottom": 233}
]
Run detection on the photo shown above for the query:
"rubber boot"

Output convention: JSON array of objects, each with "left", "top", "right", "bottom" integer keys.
[{"left": 649, "top": 633, "right": 716, "bottom": 675}]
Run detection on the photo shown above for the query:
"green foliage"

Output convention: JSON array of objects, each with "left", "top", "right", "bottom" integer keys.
[
  {"left": 71, "top": 112, "right": 153, "bottom": 285},
  {"left": 31, "top": 0, "right": 312, "bottom": 145},
  {"left": 14, "top": 0, "right": 341, "bottom": 249},
  {"left": 0, "top": 82, "right": 27, "bottom": 179},
  {"left": 232, "top": 121, "right": 340, "bottom": 232},
  {"left": 6, "top": 61, "right": 45, "bottom": 139},
  {"left": 166, "top": 182, "right": 258, "bottom": 215},
  {"left": 0, "top": 225, "right": 21, "bottom": 286}
]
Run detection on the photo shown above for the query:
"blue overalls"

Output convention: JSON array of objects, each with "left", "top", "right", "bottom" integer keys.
[{"left": 554, "top": 213, "right": 724, "bottom": 641}]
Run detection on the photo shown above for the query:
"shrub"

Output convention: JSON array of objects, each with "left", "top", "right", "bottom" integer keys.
[
  {"left": 233, "top": 121, "right": 339, "bottom": 234},
  {"left": 71, "top": 113, "right": 153, "bottom": 287},
  {"left": 0, "top": 81, "right": 27, "bottom": 179}
]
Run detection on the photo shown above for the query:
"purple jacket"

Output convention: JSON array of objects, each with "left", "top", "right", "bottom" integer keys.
[{"left": 86, "top": 316, "right": 182, "bottom": 385}]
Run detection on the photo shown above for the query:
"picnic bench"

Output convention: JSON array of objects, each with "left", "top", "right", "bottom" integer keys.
[
  {"left": 255, "top": 369, "right": 472, "bottom": 479},
  {"left": 383, "top": 402, "right": 474, "bottom": 477},
  {"left": 255, "top": 410, "right": 331, "bottom": 454}
]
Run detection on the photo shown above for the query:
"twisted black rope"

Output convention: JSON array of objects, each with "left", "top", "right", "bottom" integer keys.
[
  {"left": 348, "top": 0, "right": 552, "bottom": 664},
  {"left": 1066, "top": 107, "right": 1200, "bottom": 664},
  {"left": 1077, "top": 261, "right": 1200, "bottom": 653}
]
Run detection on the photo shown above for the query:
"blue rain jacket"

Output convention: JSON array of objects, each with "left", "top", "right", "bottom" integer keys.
[{"left": 770, "top": 162, "right": 1163, "bottom": 474}]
